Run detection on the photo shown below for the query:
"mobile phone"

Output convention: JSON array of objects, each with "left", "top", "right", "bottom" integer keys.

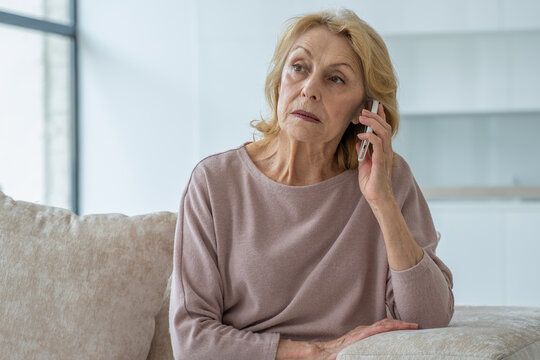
[{"left": 357, "top": 100, "right": 379, "bottom": 162}]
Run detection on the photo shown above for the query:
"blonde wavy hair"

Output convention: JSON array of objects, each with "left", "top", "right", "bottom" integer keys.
[{"left": 250, "top": 9, "right": 399, "bottom": 170}]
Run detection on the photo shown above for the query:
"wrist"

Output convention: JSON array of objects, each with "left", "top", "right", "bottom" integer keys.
[
  {"left": 367, "top": 192, "right": 398, "bottom": 220},
  {"left": 311, "top": 338, "right": 343, "bottom": 359},
  {"left": 276, "top": 339, "right": 321, "bottom": 359},
  {"left": 368, "top": 197, "right": 424, "bottom": 271}
]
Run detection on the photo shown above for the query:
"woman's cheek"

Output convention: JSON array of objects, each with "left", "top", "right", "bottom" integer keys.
[
  {"left": 276, "top": 92, "right": 288, "bottom": 120},
  {"left": 277, "top": 83, "right": 292, "bottom": 114}
]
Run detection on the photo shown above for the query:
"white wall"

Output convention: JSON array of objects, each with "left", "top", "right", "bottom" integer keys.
[
  {"left": 79, "top": 0, "right": 199, "bottom": 215},
  {"left": 78, "top": 0, "right": 540, "bottom": 306}
]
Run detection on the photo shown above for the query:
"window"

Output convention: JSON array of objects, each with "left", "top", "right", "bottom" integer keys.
[
  {"left": 0, "top": 0, "right": 70, "bottom": 24},
  {"left": 0, "top": 0, "right": 78, "bottom": 212}
]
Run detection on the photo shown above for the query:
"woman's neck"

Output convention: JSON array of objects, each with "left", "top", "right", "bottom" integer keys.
[{"left": 245, "top": 135, "right": 343, "bottom": 186}]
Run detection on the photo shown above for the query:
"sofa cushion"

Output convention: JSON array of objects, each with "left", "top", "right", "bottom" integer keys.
[
  {"left": 338, "top": 306, "right": 540, "bottom": 360},
  {"left": 0, "top": 191, "right": 177, "bottom": 360}
]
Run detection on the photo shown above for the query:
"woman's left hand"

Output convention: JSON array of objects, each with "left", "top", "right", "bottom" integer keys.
[{"left": 355, "top": 102, "right": 394, "bottom": 206}]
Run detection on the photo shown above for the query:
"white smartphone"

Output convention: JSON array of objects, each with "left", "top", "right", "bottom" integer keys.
[{"left": 357, "top": 100, "right": 379, "bottom": 162}]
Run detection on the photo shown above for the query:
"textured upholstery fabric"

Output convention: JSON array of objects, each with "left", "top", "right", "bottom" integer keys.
[
  {"left": 338, "top": 306, "right": 540, "bottom": 360},
  {"left": 147, "top": 276, "right": 174, "bottom": 360},
  {"left": 0, "top": 191, "right": 177, "bottom": 360}
]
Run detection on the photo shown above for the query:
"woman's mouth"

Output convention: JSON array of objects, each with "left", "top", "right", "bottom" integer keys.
[{"left": 292, "top": 110, "right": 321, "bottom": 123}]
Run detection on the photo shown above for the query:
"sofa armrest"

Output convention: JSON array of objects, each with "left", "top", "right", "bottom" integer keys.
[{"left": 338, "top": 306, "right": 540, "bottom": 360}]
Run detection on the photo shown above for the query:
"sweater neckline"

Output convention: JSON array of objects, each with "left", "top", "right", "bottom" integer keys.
[{"left": 237, "top": 143, "right": 356, "bottom": 194}]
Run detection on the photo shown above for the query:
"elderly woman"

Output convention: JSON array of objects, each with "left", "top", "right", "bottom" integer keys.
[{"left": 169, "top": 8, "right": 453, "bottom": 360}]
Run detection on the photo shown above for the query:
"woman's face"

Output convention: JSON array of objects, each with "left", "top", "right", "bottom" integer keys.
[{"left": 277, "top": 26, "right": 365, "bottom": 147}]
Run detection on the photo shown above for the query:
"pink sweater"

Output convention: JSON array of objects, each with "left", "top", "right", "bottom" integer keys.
[{"left": 169, "top": 145, "right": 454, "bottom": 360}]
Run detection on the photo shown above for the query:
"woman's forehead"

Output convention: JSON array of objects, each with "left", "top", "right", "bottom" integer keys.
[{"left": 289, "top": 27, "right": 361, "bottom": 71}]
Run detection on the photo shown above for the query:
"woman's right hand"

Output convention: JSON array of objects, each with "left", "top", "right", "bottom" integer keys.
[{"left": 312, "top": 319, "right": 419, "bottom": 360}]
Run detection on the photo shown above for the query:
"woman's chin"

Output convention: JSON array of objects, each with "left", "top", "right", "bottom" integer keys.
[
  {"left": 284, "top": 129, "right": 322, "bottom": 144},
  {"left": 278, "top": 122, "right": 323, "bottom": 142}
]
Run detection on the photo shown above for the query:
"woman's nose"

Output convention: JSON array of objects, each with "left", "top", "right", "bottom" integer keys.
[{"left": 301, "top": 76, "right": 321, "bottom": 102}]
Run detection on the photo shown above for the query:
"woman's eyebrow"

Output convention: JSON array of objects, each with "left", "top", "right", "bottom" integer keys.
[
  {"left": 291, "top": 46, "right": 355, "bottom": 73},
  {"left": 290, "top": 45, "right": 312, "bottom": 57},
  {"left": 328, "top": 63, "right": 354, "bottom": 72}
]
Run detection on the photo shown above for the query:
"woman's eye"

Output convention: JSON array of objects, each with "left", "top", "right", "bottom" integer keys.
[
  {"left": 330, "top": 76, "right": 344, "bottom": 84},
  {"left": 292, "top": 63, "right": 304, "bottom": 72}
]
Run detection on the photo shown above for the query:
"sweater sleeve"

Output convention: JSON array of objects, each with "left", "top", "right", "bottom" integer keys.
[
  {"left": 169, "top": 165, "right": 280, "bottom": 360},
  {"left": 385, "top": 160, "right": 454, "bottom": 329}
]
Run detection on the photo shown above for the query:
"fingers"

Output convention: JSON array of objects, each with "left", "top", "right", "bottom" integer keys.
[
  {"left": 358, "top": 103, "right": 391, "bottom": 139},
  {"left": 358, "top": 104, "right": 391, "bottom": 147},
  {"left": 336, "top": 319, "right": 418, "bottom": 351},
  {"left": 357, "top": 132, "right": 382, "bottom": 148},
  {"left": 373, "top": 318, "right": 419, "bottom": 330},
  {"left": 349, "top": 319, "right": 418, "bottom": 341},
  {"left": 356, "top": 103, "right": 393, "bottom": 174},
  {"left": 356, "top": 132, "right": 382, "bottom": 163}
]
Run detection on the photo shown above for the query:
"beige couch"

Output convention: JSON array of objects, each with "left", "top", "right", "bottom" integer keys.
[{"left": 1, "top": 191, "right": 539, "bottom": 360}]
